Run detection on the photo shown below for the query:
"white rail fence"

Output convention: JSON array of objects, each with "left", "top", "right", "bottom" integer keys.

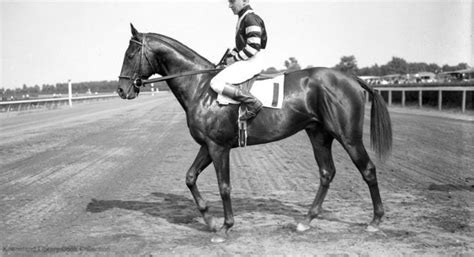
[
  {"left": 0, "top": 94, "right": 118, "bottom": 112},
  {"left": 371, "top": 84, "right": 474, "bottom": 113}
]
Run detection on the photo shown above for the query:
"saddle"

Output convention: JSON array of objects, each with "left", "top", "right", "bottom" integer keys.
[
  {"left": 234, "top": 71, "right": 286, "bottom": 147},
  {"left": 237, "top": 70, "right": 286, "bottom": 89}
]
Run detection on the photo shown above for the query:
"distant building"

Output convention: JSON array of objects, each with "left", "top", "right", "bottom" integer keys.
[
  {"left": 457, "top": 68, "right": 474, "bottom": 81},
  {"left": 415, "top": 72, "right": 436, "bottom": 83},
  {"left": 361, "top": 69, "right": 473, "bottom": 85},
  {"left": 437, "top": 68, "right": 474, "bottom": 82},
  {"left": 359, "top": 76, "right": 381, "bottom": 85}
]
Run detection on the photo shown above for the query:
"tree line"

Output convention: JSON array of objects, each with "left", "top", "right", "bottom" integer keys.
[
  {"left": 265, "top": 56, "right": 469, "bottom": 77},
  {"left": 332, "top": 56, "right": 469, "bottom": 76}
]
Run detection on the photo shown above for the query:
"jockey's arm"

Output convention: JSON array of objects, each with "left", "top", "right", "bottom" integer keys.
[{"left": 227, "top": 15, "right": 264, "bottom": 64}]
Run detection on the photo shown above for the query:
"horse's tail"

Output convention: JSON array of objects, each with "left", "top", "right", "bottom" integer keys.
[{"left": 355, "top": 77, "right": 392, "bottom": 160}]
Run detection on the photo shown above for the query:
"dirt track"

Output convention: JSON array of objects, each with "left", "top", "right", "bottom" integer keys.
[{"left": 1, "top": 93, "right": 473, "bottom": 256}]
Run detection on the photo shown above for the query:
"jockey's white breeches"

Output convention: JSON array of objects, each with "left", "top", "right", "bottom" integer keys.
[{"left": 210, "top": 50, "right": 266, "bottom": 94}]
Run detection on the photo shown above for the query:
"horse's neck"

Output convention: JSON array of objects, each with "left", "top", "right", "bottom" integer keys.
[
  {"left": 162, "top": 59, "right": 214, "bottom": 112},
  {"left": 149, "top": 35, "right": 215, "bottom": 111},
  {"left": 163, "top": 59, "right": 210, "bottom": 77}
]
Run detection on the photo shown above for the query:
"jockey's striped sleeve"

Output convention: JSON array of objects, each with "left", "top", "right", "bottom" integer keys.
[{"left": 229, "top": 6, "right": 267, "bottom": 62}]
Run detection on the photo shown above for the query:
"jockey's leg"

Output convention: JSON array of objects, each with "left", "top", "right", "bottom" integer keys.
[
  {"left": 222, "top": 85, "right": 262, "bottom": 120},
  {"left": 210, "top": 60, "right": 263, "bottom": 120}
]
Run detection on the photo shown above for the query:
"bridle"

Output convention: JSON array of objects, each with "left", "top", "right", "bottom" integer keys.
[
  {"left": 118, "top": 35, "right": 224, "bottom": 90},
  {"left": 118, "top": 35, "right": 158, "bottom": 90}
]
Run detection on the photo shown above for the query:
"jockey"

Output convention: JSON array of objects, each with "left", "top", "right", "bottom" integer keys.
[{"left": 210, "top": 0, "right": 267, "bottom": 121}]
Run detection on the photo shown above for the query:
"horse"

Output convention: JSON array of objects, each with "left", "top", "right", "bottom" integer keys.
[{"left": 117, "top": 24, "right": 392, "bottom": 242}]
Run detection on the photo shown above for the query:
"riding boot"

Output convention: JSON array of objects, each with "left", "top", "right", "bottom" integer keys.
[{"left": 222, "top": 85, "right": 263, "bottom": 121}]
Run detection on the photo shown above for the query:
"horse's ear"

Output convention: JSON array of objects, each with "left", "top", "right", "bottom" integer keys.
[{"left": 130, "top": 23, "right": 139, "bottom": 38}]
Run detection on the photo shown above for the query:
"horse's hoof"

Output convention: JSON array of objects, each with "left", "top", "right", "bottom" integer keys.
[
  {"left": 366, "top": 225, "right": 379, "bottom": 232},
  {"left": 211, "top": 235, "right": 226, "bottom": 243},
  {"left": 296, "top": 223, "right": 311, "bottom": 232}
]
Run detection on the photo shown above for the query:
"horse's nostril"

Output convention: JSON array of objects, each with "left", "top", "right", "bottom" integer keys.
[{"left": 117, "top": 88, "right": 124, "bottom": 94}]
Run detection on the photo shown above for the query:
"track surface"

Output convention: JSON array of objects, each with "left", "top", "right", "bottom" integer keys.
[{"left": 1, "top": 93, "right": 473, "bottom": 256}]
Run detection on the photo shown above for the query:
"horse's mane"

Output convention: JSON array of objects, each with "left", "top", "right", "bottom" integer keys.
[{"left": 147, "top": 33, "right": 215, "bottom": 68}]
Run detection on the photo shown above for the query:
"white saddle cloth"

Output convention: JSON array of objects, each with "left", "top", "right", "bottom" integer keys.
[{"left": 217, "top": 74, "right": 285, "bottom": 109}]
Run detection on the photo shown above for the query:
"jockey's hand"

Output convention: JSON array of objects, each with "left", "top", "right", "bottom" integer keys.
[{"left": 225, "top": 57, "right": 236, "bottom": 66}]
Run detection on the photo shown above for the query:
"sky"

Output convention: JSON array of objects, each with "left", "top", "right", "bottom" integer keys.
[{"left": 1, "top": 0, "right": 472, "bottom": 89}]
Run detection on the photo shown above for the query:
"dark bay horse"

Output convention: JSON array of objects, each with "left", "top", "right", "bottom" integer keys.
[{"left": 118, "top": 24, "right": 392, "bottom": 242}]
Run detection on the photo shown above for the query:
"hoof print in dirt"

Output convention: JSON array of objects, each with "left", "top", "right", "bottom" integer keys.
[
  {"left": 366, "top": 225, "right": 380, "bottom": 232},
  {"left": 211, "top": 236, "right": 227, "bottom": 243},
  {"left": 296, "top": 223, "right": 311, "bottom": 232}
]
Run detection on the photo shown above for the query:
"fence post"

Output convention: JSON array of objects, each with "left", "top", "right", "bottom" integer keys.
[
  {"left": 438, "top": 89, "right": 442, "bottom": 111},
  {"left": 68, "top": 79, "right": 72, "bottom": 107},
  {"left": 388, "top": 90, "right": 392, "bottom": 106},
  {"left": 402, "top": 90, "right": 406, "bottom": 107},
  {"left": 418, "top": 90, "right": 422, "bottom": 108},
  {"left": 462, "top": 90, "right": 466, "bottom": 113}
]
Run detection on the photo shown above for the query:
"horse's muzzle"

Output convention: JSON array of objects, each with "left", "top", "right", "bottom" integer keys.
[
  {"left": 117, "top": 87, "right": 127, "bottom": 99},
  {"left": 117, "top": 85, "right": 139, "bottom": 100}
]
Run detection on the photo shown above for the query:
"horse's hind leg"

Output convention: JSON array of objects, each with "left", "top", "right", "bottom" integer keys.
[
  {"left": 340, "top": 139, "right": 384, "bottom": 231},
  {"left": 297, "top": 128, "right": 335, "bottom": 232},
  {"left": 185, "top": 145, "right": 215, "bottom": 230}
]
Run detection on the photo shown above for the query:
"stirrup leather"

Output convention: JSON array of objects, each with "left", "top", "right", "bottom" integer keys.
[{"left": 238, "top": 118, "right": 247, "bottom": 147}]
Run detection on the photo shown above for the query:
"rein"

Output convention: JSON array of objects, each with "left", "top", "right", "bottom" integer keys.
[
  {"left": 119, "top": 36, "right": 223, "bottom": 88},
  {"left": 139, "top": 68, "right": 223, "bottom": 85}
]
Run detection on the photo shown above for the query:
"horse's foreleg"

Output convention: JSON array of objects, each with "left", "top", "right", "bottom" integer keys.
[
  {"left": 207, "top": 142, "right": 233, "bottom": 243},
  {"left": 297, "top": 129, "right": 335, "bottom": 232},
  {"left": 185, "top": 145, "right": 215, "bottom": 229},
  {"left": 342, "top": 139, "right": 384, "bottom": 232}
]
